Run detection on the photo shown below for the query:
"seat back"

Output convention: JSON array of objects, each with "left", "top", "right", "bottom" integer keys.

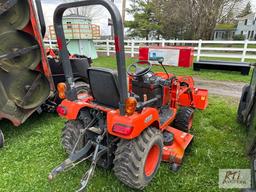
[{"left": 88, "top": 68, "right": 120, "bottom": 108}]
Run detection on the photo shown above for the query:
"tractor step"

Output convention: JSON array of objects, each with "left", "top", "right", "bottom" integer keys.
[
  {"left": 88, "top": 126, "right": 103, "bottom": 135},
  {"left": 162, "top": 126, "right": 193, "bottom": 167},
  {"left": 159, "top": 107, "right": 174, "bottom": 125}
]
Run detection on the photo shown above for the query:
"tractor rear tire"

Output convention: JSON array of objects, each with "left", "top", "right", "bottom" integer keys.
[
  {"left": 61, "top": 120, "right": 84, "bottom": 154},
  {"left": 61, "top": 110, "right": 92, "bottom": 154},
  {"left": 75, "top": 81, "right": 90, "bottom": 95},
  {"left": 237, "top": 85, "right": 250, "bottom": 124},
  {"left": 113, "top": 127, "right": 163, "bottom": 190},
  {"left": 0, "top": 129, "right": 4, "bottom": 148},
  {"left": 173, "top": 107, "right": 194, "bottom": 132}
]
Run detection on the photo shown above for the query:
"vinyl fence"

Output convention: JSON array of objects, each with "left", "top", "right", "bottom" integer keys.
[{"left": 44, "top": 39, "right": 256, "bottom": 62}]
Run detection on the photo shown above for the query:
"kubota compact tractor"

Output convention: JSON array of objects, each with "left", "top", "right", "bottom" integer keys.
[
  {"left": 0, "top": 0, "right": 91, "bottom": 147},
  {"left": 48, "top": 0, "right": 208, "bottom": 191}
]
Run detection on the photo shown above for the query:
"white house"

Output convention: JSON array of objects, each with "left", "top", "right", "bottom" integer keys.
[
  {"left": 213, "top": 24, "right": 236, "bottom": 40},
  {"left": 235, "top": 13, "right": 256, "bottom": 40}
]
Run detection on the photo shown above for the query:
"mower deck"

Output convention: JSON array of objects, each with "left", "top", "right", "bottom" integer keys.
[{"left": 162, "top": 127, "right": 193, "bottom": 165}]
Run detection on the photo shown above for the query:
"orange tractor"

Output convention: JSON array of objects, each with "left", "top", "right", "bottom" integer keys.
[{"left": 48, "top": 0, "right": 208, "bottom": 191}]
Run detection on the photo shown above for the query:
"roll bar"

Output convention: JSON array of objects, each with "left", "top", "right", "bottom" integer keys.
[{"left": 53, "top": 0, "right": 128, "bottom": 115}]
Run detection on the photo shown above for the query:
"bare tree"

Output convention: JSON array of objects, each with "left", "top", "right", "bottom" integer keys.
[
  {"left": 238, "top": 1, "right": 252, "bottom": 17},
  {"left": 62, "top": 0, "right": 107, "bottom": 22},
  {"left": 153, "top": 0, "right": 245, "bottom": 39}
]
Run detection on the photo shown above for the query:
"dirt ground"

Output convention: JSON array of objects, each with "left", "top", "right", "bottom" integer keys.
[{"left": 194, "top": 78, "right": 246, "bottom": 99}]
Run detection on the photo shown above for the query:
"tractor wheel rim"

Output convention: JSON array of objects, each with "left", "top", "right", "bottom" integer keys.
[{"left": 144, "top": 144, "right": 160, "bottom": 177}]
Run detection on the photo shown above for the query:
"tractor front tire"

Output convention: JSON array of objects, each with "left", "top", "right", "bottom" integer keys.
[
  {"left": 0, "top": 129, "right": 4, "bottom": 148},
  {"left": 173, "top": 107, "right": 194, "bottom": 132},
  {"left": 61, "top": 120, "right": 84, "bottom": 154},
  {"left": 113, "top": 127, "right": 163, "bottom": 190}
]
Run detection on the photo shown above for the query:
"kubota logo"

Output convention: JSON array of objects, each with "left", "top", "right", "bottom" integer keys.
[{"left": 144, "top": 115, "right": 153, "bottom": 123}]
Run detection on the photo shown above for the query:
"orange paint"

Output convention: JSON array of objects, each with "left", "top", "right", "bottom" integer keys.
[{"left": 162, "top": 126, "right": 193, "bottom": 164}]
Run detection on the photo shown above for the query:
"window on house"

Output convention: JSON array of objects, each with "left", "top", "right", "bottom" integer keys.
[
  {"left": 67, "top": 22, "right": 72, "bottom": 29},
  {"left": 215, "top": 32, "right": 218, "bottom": 39},
  {"left": 248, "top": 31, "right": 251, "bottom": 39},
  {"left": 241, "top": 31, "right": 243, "bottom": 35},
  {"left": 232, "top": 32, "right": 235, "bottom": 37},
  {"left": 251, "top": 31, "right": 254, "bottom": 39},
  {"left": 245, "top": 19, "right": 248, "bottom": 25}
]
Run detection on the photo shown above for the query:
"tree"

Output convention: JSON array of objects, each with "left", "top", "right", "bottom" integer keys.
[
  {"left": 125, "top": 0, "right": 161, "bottom": 40},
  {"left": 152, "top": 0, "right": 191, "bottom": 39},
  {"left": 154, "top": 0, "right": 243, "bottom": 40},
  {"left": 219, "top": 11, "right": 236, "bottom": 24},
  {"left": 178, "top": 0, "right": 243, "bottom": 39},
  {"left": 238, "top": 1, "right": 252, "bottom": 17},
  {"left": 124, "top": 0, "right": 245, "bottom": 40}
]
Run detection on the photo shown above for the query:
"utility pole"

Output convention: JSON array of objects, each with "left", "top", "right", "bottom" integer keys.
[
  {"left": 110, "top": 0, "right": 114, "bottom": 39},
  {"left": 122, "top": 0, "right": 126, "bottom": 23},
  {"left": 109, "top": 0, "right": 126, "bottom": 39}
]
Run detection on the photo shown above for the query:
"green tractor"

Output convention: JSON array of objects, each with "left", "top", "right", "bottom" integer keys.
[{"left": 237, "top": 65, "right": 256, "bottom": 191}]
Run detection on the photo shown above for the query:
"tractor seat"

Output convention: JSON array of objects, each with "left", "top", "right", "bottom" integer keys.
[{"left": 88, "top": 67, "right": 120, "bottom": 108}]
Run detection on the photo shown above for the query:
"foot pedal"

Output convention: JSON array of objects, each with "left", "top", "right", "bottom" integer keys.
[
  {"left": 88, "top": 127, "right": 103, "bottom": 135},
  {"left": 159, "top": 107, "right": 174, "bottom": 125}
]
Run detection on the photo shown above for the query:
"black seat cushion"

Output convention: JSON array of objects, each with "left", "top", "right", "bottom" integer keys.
[{"left": 88, "top": 67, "right": 120, "bottom": 108}]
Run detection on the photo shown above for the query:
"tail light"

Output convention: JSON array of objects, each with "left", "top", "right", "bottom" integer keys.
[
  {"left": 57, "top": 83, "right": 67, "bottom": 99},
  {"left": 125, "top": 97, "right": 137, "bottom": 116},
  {"left": 56, "top": 105, "right": 67, "bottom": 116},
  {"left": 113, "top": 124, "right": 133, "bottom": 136}
]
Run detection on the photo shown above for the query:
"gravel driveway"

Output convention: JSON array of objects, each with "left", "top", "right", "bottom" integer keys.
[{"left": 194, "top": 78, "right": 247, "bottom": 98}]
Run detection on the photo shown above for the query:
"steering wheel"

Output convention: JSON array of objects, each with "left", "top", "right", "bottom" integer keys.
[{"left": 127, "top": 61, "right": 152, "bottom": 77}]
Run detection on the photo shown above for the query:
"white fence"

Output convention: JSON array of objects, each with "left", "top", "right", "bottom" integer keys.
[{"left": 44, "top": 39, "right": 256, "bottom": 62}]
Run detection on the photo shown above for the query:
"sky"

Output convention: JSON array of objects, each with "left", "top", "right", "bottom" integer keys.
[
  {"left": 41, "top": 0, "right": 128, "bottom": 36},
  {"left": 41, "top": 0, "right": 256, "bottom": 36}
]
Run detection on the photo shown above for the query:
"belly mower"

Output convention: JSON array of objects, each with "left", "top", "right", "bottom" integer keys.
[{"left": 48, "top": 0, "right": 208, "bottom": 191}]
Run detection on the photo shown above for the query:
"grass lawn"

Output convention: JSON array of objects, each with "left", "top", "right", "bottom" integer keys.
[
  {"left": 93, "top": 56, "right": 253, "bottom": 83},
  {"left": 0, "top": 96, "right": 249, "bottom": 192}
]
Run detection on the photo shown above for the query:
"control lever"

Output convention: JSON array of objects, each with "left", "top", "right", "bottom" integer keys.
[
  {"left": 136, "top": 96, "right": 161, "bottom": 111},
  {"left": 158, "top": 57, "right": 170, "bottom": 79}
]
